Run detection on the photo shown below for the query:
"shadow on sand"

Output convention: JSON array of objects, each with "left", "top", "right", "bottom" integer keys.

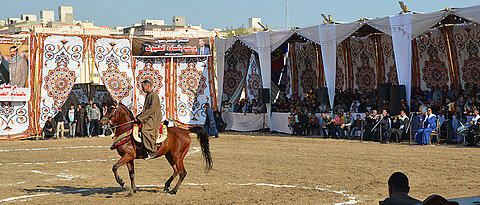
[{"left": 24, "top": 185, "right": 162, "bottom": 197}]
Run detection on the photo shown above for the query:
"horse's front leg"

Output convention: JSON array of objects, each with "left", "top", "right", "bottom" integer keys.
[
  {"left": 126, "top": 160, "right": 137, "bottom": 193},
  {"left": 113, "top": 154, "right": 134, "bottom": 188}
]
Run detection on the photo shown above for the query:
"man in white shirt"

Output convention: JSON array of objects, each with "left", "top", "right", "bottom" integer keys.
[
  {"left": 67, "top": 105, "right": 76, "bottom": 138},
  {"left": 465, "top": 109, "right": 479, "bottom": 146}
]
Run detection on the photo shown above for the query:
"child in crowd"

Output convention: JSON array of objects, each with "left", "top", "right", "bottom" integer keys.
[{"left": 288, "top": 113, "right": 296, "bottom": 134}]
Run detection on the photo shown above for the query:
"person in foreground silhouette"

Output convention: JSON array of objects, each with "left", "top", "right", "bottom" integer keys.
[{"left": 380, "top": 172, "right": 421, "bottom": 205}]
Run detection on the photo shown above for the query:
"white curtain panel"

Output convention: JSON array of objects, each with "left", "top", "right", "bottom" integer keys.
[
  {"left": 318, "top": 24, "right": 337, "bottom": 110},
  {"left": 39, "top": 35, "right": 85, "bottom": 126},
  {"left": 93, "top": 37, "right": 134, "bottom": 110}
]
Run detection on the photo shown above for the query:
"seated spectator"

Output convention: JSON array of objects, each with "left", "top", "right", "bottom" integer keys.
[
  {"left": 341, "top": 112, "right": 354, "bottom": 139},
  {"left": 353, "top": 114, "right": 363, "bottom": 138},
  {"left": 288, "top": 113, "right": 296, "bottom": 134},
  {"left": 213, "top": 111, "right": 226, "bottom": 132},
  {"left": 295, "top": 110, "right": 308, "bottom": 136},
  {"left": 43, "top": 117, "right": 56, "bottom": 139},
  {"left": 307, "top": 113, "right": 319, "bottom": 135},
  {"left": 380, "top": 172, "right": 421, "bottom": 205},
  {"left": 334, "top": 112, "right": 344, "bottom": 138},
  {"left": 321, "top": 112, "right": 334, "bottom": 138}
]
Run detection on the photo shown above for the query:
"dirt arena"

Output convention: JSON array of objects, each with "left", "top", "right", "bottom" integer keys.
[{"left": 0, "top": 132, "right": 479, "bottom": 204}]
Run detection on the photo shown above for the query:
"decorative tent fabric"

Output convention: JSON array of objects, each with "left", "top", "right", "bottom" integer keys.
[
  {"left": 350, "top": 36, "right": 377, "bottom": 93},
  {"left": 223, "top": 41, "right": 250, "bottom": 101},
  {"left": 336, "top": 42, "right": 347, "bottom": 90},
  {"left": 134, "top": 57, "right": 168, "bottom": 121},
  {"left": 172, "top": 57, "right": 215, "bottom": 126},
  {"left": 294, "top": 42, "right": 318, "bottom": 98},
  {"left": 246, "top": 54, "right": 262, "bottom": 101},
  {"left": 92, "top": 37, "right": 134, "bottom": 110},
  {"left": 38, "top": 35, "right": 86, "bottom": 126},
  {"left": 451, "top": 23, "right": 480, "bottom": 87},
  {"left": 380, "top": 34, "right": 399, "bottom": 85},
  {"left": 0, "top": 102, "right": 29, "bottom": 136},
  {"left": 415, "top": 28, "right": 451, "bottom": 90}
]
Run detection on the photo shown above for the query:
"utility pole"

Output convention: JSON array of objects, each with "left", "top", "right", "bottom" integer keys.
[{"left": 285, "top": 0, "right": 289, "bottom": 30}]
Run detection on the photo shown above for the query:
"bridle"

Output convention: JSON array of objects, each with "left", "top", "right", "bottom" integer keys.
[{"left": 104, "top": 104, "right": 134, "bottom": 129}]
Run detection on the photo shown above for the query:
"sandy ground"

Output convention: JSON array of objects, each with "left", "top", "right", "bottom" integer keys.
[{"left": 0, "top": 132, "right": 479, "bottom": 204}]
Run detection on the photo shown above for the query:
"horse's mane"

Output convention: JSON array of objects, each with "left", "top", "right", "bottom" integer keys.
[{"left": 118, "top": 103, "right": 134, "bottom": 118}]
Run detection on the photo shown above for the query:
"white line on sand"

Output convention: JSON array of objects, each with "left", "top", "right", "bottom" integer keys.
[
  {"left": 1, "top": 182, "right": 360, "bottom": 204},
  {"left": 0, "top": 146, "right": 109, "bottom": 152}
]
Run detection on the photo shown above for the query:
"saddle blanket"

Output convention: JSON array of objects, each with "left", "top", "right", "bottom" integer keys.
[{"left": 110, "top": 124, "right": 168, "bottom": 150}]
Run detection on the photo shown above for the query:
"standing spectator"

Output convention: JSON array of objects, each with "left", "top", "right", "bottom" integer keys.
[
  {"left": 76, "top": 104, "right": 86, "bottom": 137},
  {"left": 341, "top": 112, "right": 355, "bottom": 138},
  {"left": 204, "top": 103, "right": 218, "bottom": 138},
  {"left": 43, "top": 117, "right": 56, "bottom": 139},
  {"left": 89, "top": 103, "right": 101, "bottom": 137},
  {"left": 307, "top": 113, "right": 319, "bottom": 135},
  {"left": 85, "top": 101, "right": 93, "bottom": 137},
  {"left": 67, "top": 105, "right": 76, "bottom": 138},
  {"left": 54, "top": 107, "right": 65, "bottom": 139},
  {"left": 353, "top": 114, "right": 363, "bottom": 138}
]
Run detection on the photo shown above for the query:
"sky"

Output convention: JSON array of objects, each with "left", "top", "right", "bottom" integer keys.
[{"left": 1, "top": 0, "right": 479, "bottom": 30}]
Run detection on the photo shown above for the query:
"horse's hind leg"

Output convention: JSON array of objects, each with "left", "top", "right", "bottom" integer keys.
[
  {"left": 167, "top": 158, "right": 187, "bottom": 195},
  {"left": 113, "top": 154, "right": 134, "bottom": 188},
  {"left": 126, "top": 160, "right": 137, "bottom": 193},
  {"left": 163, "top": 152, "right": 178, "bottom": 193}
]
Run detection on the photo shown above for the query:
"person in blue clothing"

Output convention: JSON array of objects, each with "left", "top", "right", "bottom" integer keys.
[
  {"left": 204, "top": 103, "right": 219, "bottom": 138},
  {"left": 415, "top": 107, "right": 437, "bottom": 145}
]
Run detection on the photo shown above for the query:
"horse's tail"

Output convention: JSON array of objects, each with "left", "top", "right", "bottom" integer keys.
[{"left": 189, "top": 126, "right": 212, "bottom": 171}]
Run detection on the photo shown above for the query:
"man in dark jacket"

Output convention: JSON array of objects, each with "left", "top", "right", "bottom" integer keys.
[
  {"left": 295, "top": 110, "right": 308, "bottom": 136},
  {"left": 380, "top": 172, "right": 421, "bottom": 205},
  {"left": 43, "top": 117, "right": 56, "bottom": 139}
]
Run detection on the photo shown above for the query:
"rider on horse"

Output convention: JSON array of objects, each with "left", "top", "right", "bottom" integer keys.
[{"left": 135, "top": 80, "right": 162, "bottom": 160}]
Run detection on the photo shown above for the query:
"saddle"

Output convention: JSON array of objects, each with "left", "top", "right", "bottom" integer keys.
[{"left": 132, "top": 123, "right": 168, "bottom": 145}]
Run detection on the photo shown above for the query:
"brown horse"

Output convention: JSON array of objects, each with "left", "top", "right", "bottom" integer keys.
[{"left": 100, "top": 100, "right": 212, "bottom": 195}]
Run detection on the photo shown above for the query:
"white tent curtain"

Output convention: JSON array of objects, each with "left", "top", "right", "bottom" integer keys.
[
  {"left": 390, "top": 13, "right": 413, "bottom": 106},
  {"left": 318, "top": 24, "right": 337, "bottom": 110}
]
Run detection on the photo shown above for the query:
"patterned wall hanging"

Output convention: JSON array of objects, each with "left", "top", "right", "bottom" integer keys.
[
  {"left": 92, "top": 37, "right": 134, "bottom": 109},
  {"left": 173, "top": 57, "right": 214, "bottom": 127},
  {"left": 350, "top": 36, "right": 377, "bottom": 93},
  {"left": 294, "top": 42, "right": 318, "bottom": 98},
  {"left": 38, "top": 35, "right": 86, "bottom": 126},
  {"left": 416, "top": 28, "right": 451, "bottom": 90},
  {"left": 223, "top": 41, "right": 249, "bottom": 101},
  {"left": 0, "top": 102, "right": 29, "bottom": 136},
  {"left": 134, "top": 57, "right": 168, "bottom": 120},
  {"left": 246, "top": 54, "right": 262, "bottom": 101},
  {"left": 336, "top": 44, "right": 346, "bottom": 90},
  {"left": 380, "top": 35, "right": 399, "bottom": 85},
  {"left": 452, "top": 24, "right": 480, "bottom": 87}
]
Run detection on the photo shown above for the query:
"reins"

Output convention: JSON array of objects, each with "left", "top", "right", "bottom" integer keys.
[{"left": 109, "top": 120, "right": 135, "bottom": 129}]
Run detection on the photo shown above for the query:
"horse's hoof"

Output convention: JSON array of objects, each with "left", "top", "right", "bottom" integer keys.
[
  {"left": 166, "top": 190, "right": 177, "bottom": 195},
  {"left": 120, "top": 182, "right": 126, "bottom": 188},
  {"left": 126, "top": 192, "right": 133, "bottom": 197},
  {"left": 132, "top": 188, "right": 137, "bottom": 193},
  {"left": 163, "top": 189, "right": 169, "bottom": 194}
]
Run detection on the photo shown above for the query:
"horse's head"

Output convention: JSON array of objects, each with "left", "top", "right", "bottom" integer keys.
[{"left": 100, "top": 98, "right": 119, "bottom": 126}]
